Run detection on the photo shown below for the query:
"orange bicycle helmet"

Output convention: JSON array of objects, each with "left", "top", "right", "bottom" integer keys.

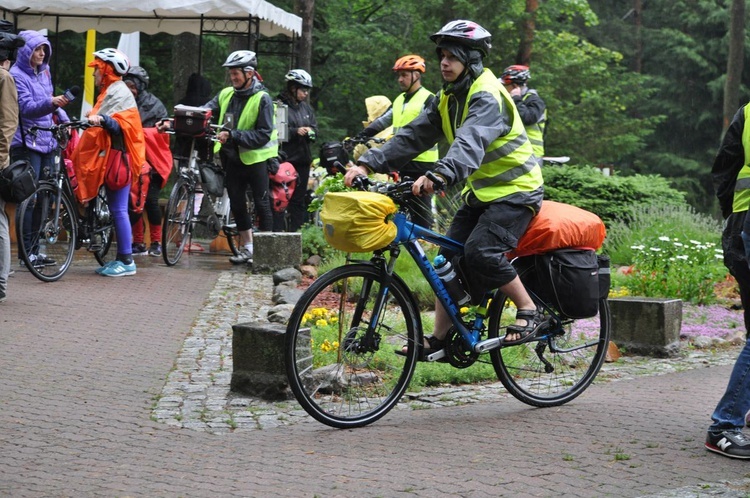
[{"left": 393, "top": 55, "right": 426, "bottom": 73}]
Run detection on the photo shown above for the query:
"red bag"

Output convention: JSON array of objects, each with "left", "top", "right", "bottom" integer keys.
[
  {"left": 104, "top": 147, "right": 131, "bottom": 190},
  {"left": 129, "top": 162, "right": 152, "bottom": 214},
  {"left": 269, "top": 161, "right": 298, "bottom": 213}
]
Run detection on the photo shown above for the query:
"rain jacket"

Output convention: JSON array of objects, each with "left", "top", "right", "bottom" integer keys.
[
  {"left": 276, "top": 89, "right": 317, "bottom": 167},
  {"left": 359, "top": 68, "right": 543, "bottom": 210},
  {"left": 72, "top": 79, "right": 145, "bottom": 202},
  {"left": 10, "top": 30, "right": 69, "bottom": 154}
]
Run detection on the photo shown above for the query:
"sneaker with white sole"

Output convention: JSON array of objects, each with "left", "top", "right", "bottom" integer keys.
[
  {"left": 99, "top": 260, "right": 136, "bottom": 277},
  {"left": 148, "top": 242, "right": 162, "bottom": 257},
  {"left": 132, "top": 243, "right": 148, "bottom": 255},
  {"left": 95, "top": 260, "right": 119, "bottom": 275},
  {"left": 705, "top": 430, "right": 750, "bottom": 459},
  {"left": 229, "top": 247, "right": 253, "bottom": 265}
]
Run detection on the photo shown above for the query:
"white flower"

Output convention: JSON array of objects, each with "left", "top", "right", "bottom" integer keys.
[
  {"left": 649, "top": 247, "right": 661, "bottom": 252},
  {"left": 676, "top": 255, "right": 689, "bottom": 260},
  {"left": 658, "top": 236, "right": 671, "bottom": 241},
  {"left": 630, "top": 245, "right": 646, "bottom": 251},
  {"left": 673, "top": 242, "right": 684, "bottom": 247},
  {"left": 689, "top": 240, "right": 701, "bottom": 245}
]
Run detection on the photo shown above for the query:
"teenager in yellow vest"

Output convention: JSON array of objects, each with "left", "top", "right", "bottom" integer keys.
[
  {"left": 501, "top": 65, "right": 546, "bottom": 164},
  {"left": 358, "top": 55, "right": 439, "bottom": 228},
  {"left": 346, "top": 20, "right": 545, "bottom": 357},
  {"left": 208, "top": 50, "right": 278, "bottom": 264}
]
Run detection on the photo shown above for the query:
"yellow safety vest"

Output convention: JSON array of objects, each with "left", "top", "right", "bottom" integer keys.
[
  {"left": 733, "top": 105, "right": 750, "bottom": 213},
  {"left": 393, "top": 87, "right": 438, "bottom": 163},
  {"left": 438, "top": 69, "right": 542, "bottom": 204},
  {"left": 214, "top": 87, "right": 278, "bottom": 165},
  {"left": 522, "top": 91, "right": 546, "bottom": 160}
]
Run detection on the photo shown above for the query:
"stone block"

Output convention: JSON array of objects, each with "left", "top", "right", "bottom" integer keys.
[
  {"left": 230, "top": 322, "right": 291, "bottom": 400},
  {"left": 610, "top": 297, "right": 682, "bottom": 357},
  {"left": 252, "top": 232, "right": 303, "bottom": 274}
]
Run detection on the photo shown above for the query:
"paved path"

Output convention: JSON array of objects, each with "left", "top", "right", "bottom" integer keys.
[{"left": 1, "top": 251, "right": 749, "bottom": 497}]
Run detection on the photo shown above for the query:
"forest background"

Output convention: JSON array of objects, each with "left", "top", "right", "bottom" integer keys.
[{"left": 40, "top": 0, "right": 747, "bottom": 216}]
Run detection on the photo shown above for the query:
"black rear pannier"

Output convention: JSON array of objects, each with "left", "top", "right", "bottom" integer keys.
[
  {"left": 319, "top": 142, "right": 348, "bottom": 175},
  {"left": 536, "top": 249, "right": 599, "bottom": 319}
]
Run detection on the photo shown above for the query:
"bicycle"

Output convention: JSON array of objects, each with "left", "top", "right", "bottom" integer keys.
[
  {"left": 285, "top": 174, "right": 611, "bottom": 428},
  {"left": 160, "top": 121, "right": 243, "bottom": 266},
  {"left": 14, "top": 120, "right": 115, "bottom": 282}
]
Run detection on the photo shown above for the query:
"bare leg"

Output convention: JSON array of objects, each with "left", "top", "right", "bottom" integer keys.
[
  {"left": 501, "top": 275, "right": 537, "bottom": 342},
  {"left": 239, "top": 229, "right": 253, "bottom": 247}
]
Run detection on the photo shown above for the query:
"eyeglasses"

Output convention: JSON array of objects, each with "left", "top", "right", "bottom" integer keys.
[{"left": 298, "top": 87, "right": 310, "bottom": 94}]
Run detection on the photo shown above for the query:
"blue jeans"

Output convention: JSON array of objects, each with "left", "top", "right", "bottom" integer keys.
[
  {"left": 12, "top": 149, "right": 56, "bottom": 256},
  {"left": 709, "top": 339, "right": 750, "bottom": 432}
]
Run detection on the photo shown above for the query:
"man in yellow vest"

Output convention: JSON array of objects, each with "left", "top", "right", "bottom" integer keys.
[
  {"left": 500, "top": 65, "right": 546, "bottom": 164},
  {"left": 357, "top": 55, "right": 438, "bottom": 228},
  {"left": 345, "top": 20, "right": 545, "bottom": 357},
  {"left": 707, "top": 103, "right": 750, "bottom": 459},
  {"left": 207, "top": 50, "right": 277, "bottom": 264}
]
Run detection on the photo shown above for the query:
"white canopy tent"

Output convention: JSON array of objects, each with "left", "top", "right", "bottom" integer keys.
[{"left": 0, "top": 0, "right": 302, "bottom": 38}]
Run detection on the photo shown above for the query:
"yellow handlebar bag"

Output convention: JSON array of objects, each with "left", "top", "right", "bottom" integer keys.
[{"left": 320, "top": 191, "right": 398, "bottom": 253}]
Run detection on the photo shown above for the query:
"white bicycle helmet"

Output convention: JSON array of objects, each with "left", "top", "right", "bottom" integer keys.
[
  {"left": 93, "top": 48, "right": 130, "bottom": 75},
  {"left": 285, "top": 69, "right": 312, "bottom": 88},
  {"left": 222, "top": 50, "right": 257, "bottom": 72}
]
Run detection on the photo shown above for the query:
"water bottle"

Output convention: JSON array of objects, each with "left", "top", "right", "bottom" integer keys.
[{"left": 434, "top": 254, "right": 471, "bottom": 306}]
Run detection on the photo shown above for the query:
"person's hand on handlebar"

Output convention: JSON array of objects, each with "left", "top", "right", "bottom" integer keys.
[
  {"left": 156, "top": 119, "right": 172, "bottom": 133},
  {"left": 344, "top": 163, "right": 370, "bottom": 187},
  {"left": 412, "top": 175, "right": 434, "bottom": 196}
]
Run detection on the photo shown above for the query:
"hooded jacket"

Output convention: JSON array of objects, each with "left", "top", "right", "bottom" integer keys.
[
  {"left": 123, "top": 73, "right": 168, "bottom": 128},
  {"left": 10, "top": 30, "right": 69, "bottom": 154},
  {"left": 276, "top": 88, "right": 317, "bottom": 166}
]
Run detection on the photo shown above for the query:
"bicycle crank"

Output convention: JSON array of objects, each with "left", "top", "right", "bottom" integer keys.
[{"left": 446, "top": 327, "right": 478, "bottom": 368}]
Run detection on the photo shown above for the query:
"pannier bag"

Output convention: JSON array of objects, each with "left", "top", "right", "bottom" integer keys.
[
  {"left": 173, "top": 105, "right": 212, "bottom": 137},
  {"left": 199, "top": 161, "right": 225, "bottom": 197},
  {"left": 320, "top": 191, "right": 397, "bottom": 253},
  {"left": 0, "top": 159, "right": 37, "bottom": 203},
  {"left": 535, "top": 248, "right": 600, "bottom": 319},
  {"left": 319, "top": 141, "right": 349, "bottom": 176},
  {"left": 597, "top": 254, "right": 611, "bottom": 300},
  {"left": 510, "top": 200, "right": 606, "bottom": 258},
  {"left": 269, "top": 161, "right": 298, "bottom": 213}
]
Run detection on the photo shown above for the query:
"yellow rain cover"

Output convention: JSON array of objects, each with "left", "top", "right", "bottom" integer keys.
[{"left": 321, "top": 191, "right": 398, "bottom": 252}]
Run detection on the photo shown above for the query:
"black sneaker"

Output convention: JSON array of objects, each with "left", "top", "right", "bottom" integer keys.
[
  {"left": 132, "top": 243, "right": 148, "bottom": 255},
  {"left": 705, "top": 430, "right": 750, "bottom": 459},
  {"left": 148, "top": 242, "right": 162, "bottom": 257}
]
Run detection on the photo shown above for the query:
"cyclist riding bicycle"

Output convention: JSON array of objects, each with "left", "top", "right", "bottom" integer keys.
[
  {"left": 345, "top": 19, "right": 545, "bottom": 357},
  {"left": 500, "top": 64, "right": 547, "bottom": 163},
  {"left": 356, "top": 54, "right": 439, "bottom": 228}
]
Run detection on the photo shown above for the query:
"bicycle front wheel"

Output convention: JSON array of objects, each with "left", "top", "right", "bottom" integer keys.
[
  {"left": 15, "top": 184, "right": 77, "bottom": 282},
  {"left": 162, "top": 178, "right": 193, "bottom": 266},
  {"left": 488, "top": 291, "right": 611, "bottom": 408},
  {"left": 285, "top": 264, "right": 421, "bottom": 429}
]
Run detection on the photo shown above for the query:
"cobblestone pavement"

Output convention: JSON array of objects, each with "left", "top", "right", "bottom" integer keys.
[
  {"left": 3, "top": 252, "right": 750, "bottom": 497},
  {"left": 152, "top": 269, "right": 744, "bottom": 435}
]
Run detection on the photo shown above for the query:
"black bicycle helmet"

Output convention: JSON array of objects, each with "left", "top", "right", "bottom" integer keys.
[{"left": 430, "top": 20, "right": 492, "bottom": 57}]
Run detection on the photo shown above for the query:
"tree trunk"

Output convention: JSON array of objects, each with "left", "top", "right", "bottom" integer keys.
[
  {"left": 295, "top": 0, "right": 315, "bottom": 71},
  {"left": 515, "top": 0, "right": 538, "bottom": 65},
  {"left": 723, "top": 0, "right": 745, "bottom": 132},
  {"left": 633, "top": 0, "right": 643, "bottom": 73}
]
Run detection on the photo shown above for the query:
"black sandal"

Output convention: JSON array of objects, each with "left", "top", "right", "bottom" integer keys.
[
  {"left": 503, "top": 308, "right": 547, "bottom": 346},
  {"left": 395, "top": 335, "right": 446, "bottom": 360}
]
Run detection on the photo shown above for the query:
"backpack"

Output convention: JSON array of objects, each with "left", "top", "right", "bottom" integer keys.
[{"left": 269, "top": 161, "right": 298, "bottom": 213}]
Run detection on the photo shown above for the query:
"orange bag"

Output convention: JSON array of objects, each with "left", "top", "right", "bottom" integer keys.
[{"left": 509, "top": 200, "right": 606, "bottom": 258}]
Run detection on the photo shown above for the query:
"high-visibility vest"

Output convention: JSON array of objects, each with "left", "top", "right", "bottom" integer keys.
[
  {"left": 214, "top": 87, "right": 278, "bottom": 165},
  {"left": 393, "top": 87, "right": 438, "bottom": 163},
  {"left": 733, "top": 105, "right": 750, "bottom": 213},
  {"left": 522, "top": 90, "right": 546, "bottom": 160},
  {"left": 438, "top": 69, "right": 542, "bottom": 204}
]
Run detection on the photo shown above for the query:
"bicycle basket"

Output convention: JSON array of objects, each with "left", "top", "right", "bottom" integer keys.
[
  {"left": 320, "top": 191, "right": 397, "bottom": 253},
  {"left": 319, "top": 141, "right": 348, "bottom": 175},
  {"left": 173, "top": 105, "right": 212, "bottom": 137}
]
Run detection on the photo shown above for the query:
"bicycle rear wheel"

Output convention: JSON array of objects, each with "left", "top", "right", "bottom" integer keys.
[
  {"left": 222, "top": 211, "right": 241, "bottom": 256},
  {"left": 15, "top": 184, "right": 77, "bottom": 282},
  {"left": 91, "top": 187, "right": 114, "bottom": 266},
  {"left": 162, "top": 178, "right": 193, "bottom": 266},
  {"left": 285, "top": 264, "right": 420, "bottom": 428},
  {"left": 487, "top": 272, "right": 611, "bottom": 407}
]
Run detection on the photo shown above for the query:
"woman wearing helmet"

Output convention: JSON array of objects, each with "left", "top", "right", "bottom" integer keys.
[
  {"left": 73, "top": 47, "right": 146, "bottom": 277},
  {"left": 357, "top": 54, "right": 439, "bottom": 228},
  {"left": 501, "top": 64, "right": 546, "bottom": 162},
  {"left": 275, "top": 68, "right": 318, "bottom": 232},
  {"left": 203, "top": 50, "right": 276, "bottom": 264},
  {"left": 345, "top": 20, "right": 545, "bottom": 357}
]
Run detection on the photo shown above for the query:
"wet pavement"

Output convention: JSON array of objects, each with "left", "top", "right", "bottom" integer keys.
[{"left": 2, "top": 245, "right": 750, "bottom": 497}]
